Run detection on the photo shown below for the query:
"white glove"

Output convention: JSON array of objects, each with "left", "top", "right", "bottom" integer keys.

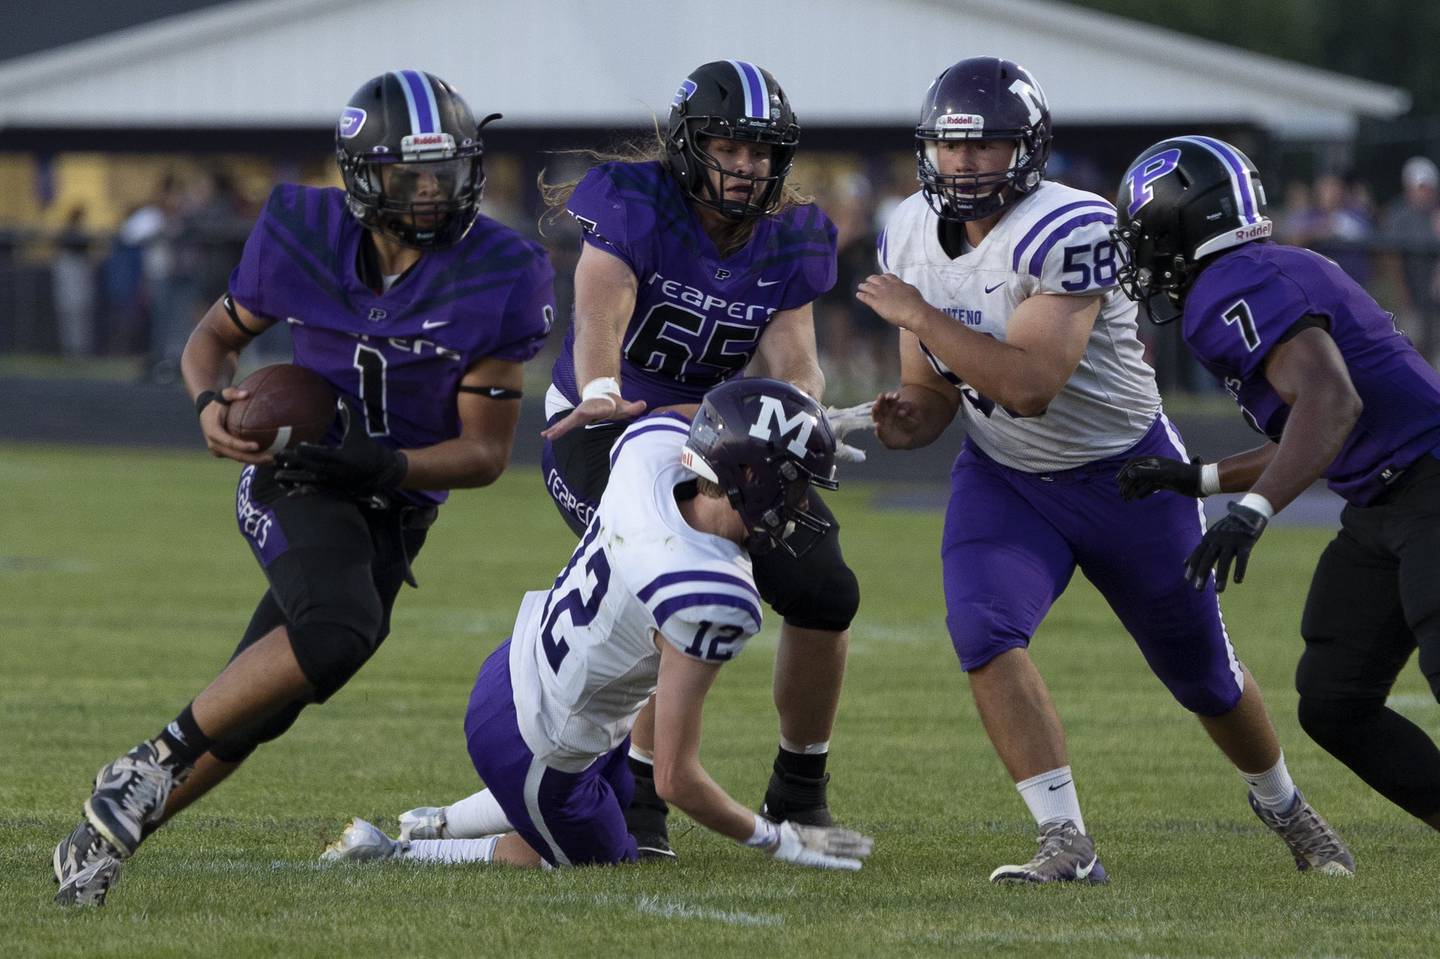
[
  {"left": 769, "top": 821, "right": 875, "bottom": 871},
  {"left": 825, "top": 402, "right": 876, "bottom": 464}
]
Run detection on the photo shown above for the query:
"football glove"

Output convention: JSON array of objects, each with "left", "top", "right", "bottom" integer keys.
[
  {"left": 1185, "top": 501, "right": 1268, "bottom": 592},
  {"left": 275, "top": 402, "right": 408, "bottom": 497},
  {"left": 825, "top": 401, "right": 875, "bottom": 464},
  {"left": 768, "top": 821, "right": 874, "bottom": 871},
  {"left": 1116, "top": 455, "right": 1203, "bottom": 501}
]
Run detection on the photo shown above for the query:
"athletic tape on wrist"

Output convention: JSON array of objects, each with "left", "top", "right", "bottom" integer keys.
[
  {"left": 1237, "top": 492, "right": 1275, "bottom": 519},
  {"left": 741, "top": 813, "right": 781, "bottom": 849},
  {"left": 581, "top": 377, "right": 621, "bottom": 403},
  {"left": 1200, "top": 463, "right": 1221, "bottom": 496}
]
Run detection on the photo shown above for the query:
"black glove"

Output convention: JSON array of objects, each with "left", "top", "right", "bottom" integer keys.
[
  {"left": 275, "top": 403, "right": 408, "bottom": 496},
  {"left": 1116, "top": 455, "right": 1203, "bottom": 501},
  {"left": 1184, "top": 502, "right": 1268, "bottom": 592}
]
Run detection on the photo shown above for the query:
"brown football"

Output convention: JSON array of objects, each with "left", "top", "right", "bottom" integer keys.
[{"left": 225, "top": 364, "right": 337, "bottom": 453}]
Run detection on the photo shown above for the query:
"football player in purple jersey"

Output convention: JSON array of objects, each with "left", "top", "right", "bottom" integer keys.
[
  {"left": 51, "top": 71, "right": 555, "bottom": 907},
  {"left": 856, "top": 58, "right": 1350, "bottom": 883},
  {"left": 394, "top": 60, "right": 858, "bottom": 862},
  {"left": 1114, "top": 136, "right": 1440, "bottom": 833}
]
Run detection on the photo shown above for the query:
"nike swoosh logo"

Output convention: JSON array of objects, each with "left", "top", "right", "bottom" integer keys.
[
  {"left": 756, "top": 278, "right": 783, "bottom": 287},
  {"left": 1074, "top": 857, "right": 1095, "bottom": 880},
  {"left": 1047, "top": 780, "right": 1072, "bottom": 792},
  {"left": 482, "top": 388, "right": 510, "bottom": 399},
  {"left": 984, "top": 282, "right": 1006, "bottom": 294},
  {"left": 421, "top": 319, "right": 451, "bottom": 330}
]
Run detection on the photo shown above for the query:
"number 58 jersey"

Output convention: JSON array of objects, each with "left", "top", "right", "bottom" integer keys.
[
  {"left": 879, "top": 182, "right": 1161, "bottom": 472},
  {"left": 509, "top": 414, "right": 763, "bottom": 772}
]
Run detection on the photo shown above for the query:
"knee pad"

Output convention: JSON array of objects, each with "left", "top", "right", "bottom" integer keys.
[
  {"left": 209, "top": 699, "right": 309, "bottom": 762},
  {"left": 288, "top": 616, "right": 380, "bottom": 702},
  {"left": 772, "top": 563, "right": 860, "bottom": 632}
]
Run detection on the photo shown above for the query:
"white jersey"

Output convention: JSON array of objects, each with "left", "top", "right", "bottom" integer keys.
[
  {"left": 509, "top": 415, "right": 762, "bottom": 772},
  {"left": 880, "top": 182, "right": 1161, "bottom": 472}
]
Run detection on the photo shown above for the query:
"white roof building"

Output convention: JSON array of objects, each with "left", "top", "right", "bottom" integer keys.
[{"left": 0, "top": 0, "right": 1410, "bottom": 139}]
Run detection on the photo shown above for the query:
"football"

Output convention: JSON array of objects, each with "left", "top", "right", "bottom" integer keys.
[{"left": 225, "top": 364, "right": 337, "bottom": 453}]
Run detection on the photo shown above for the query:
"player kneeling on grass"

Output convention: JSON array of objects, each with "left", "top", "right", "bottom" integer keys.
[{"left": 323, "top": 378, "right": 874, "bottom": 870}]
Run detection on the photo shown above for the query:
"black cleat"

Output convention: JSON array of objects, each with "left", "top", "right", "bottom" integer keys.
[
  {"left": 761, "top": 766, "right": 833, "bottom": 826},
  {"left": 625, "top": 772, "right": 677, "bottom": 862},
  {"left": 53, "top": 820, "right": 123, "bottom": 907}
]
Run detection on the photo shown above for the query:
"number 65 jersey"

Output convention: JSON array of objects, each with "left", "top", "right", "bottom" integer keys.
[
  {"left": 879, "top": 181, "right": 1161, "bottom": 472},
  {"left": 509, "top": 414, "right": 762, "bottom": 772}
]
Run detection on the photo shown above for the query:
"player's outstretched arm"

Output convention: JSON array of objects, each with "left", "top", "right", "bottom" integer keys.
[
  {"left": 651, "top": 638, "right": 874, "bottom": 871},
  {"left": 873, "top": 331, "right": 962, "bottom": 450},
  {"left": 542, "top": 244, "right": 646, "bottom": 441},
  {"left": 182, "top": 293, "right": 278, "bottom": 465}
]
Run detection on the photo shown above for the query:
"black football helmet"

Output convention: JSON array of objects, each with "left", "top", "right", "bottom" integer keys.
[
  {"left": 915, "top": 57, "right": 1053, "bottom": 222},
  {"left": 680, "top": 378, "right": 839, "bottom": 557},
  {"left": 335, "top": 70, "right": 500, "bottom": 249},
  {"left": 1112, "top": 136, "right": 1273, "bottom": 324},
  {"left": 665, "top": 60, "right": 801, "bottom": 220}
]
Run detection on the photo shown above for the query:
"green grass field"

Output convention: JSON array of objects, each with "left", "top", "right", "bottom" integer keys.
[{"left": 3, "top": 443, "right": 1437, "bottom": 958}]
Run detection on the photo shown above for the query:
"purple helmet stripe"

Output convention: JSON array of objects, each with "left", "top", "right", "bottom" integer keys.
[
  {"left": 727, "top": 59, "right": 768, "bottom": 118},
  {"left": 1025, "top": 211, "right": 1117, "bottom": 278},
  {"left": 1010, "top": 200, "right": 1114, "bottom": 271},
  {"left": 652, "top": 592, "right": 762, "bottom": 631},
  {"left": 638, "top": 569, "right": 762, "bottom": 605},
  {"left": 1175, "top": 135, "right": 1258, "bottom": 224},
  {"left": 394, "top": 70, "right": 438, "bottom": 134}
]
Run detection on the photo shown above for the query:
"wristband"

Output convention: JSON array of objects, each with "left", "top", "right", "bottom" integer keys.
[
  {"left": 195, "top": 390, "right": 228, "bottom": 416},
  {"left": 1237, "top": 492, "right": 1275, "bottom": 519},
  {"left": 740, "top": 813, "right": 781, "bottom": 850},
  {"left": 581, "top": 377, "right": 621, "bottom": 403},
  {"left": 1199, "top": 463, "right": 1222, "bottom": 496}
]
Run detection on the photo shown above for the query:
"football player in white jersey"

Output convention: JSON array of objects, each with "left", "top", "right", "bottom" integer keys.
[
  {"left": 856, "top": 57, "right": 1351, "bottom": 882},
  {"left": 321, "top": 379, "right": 872, "bottom": 871}
]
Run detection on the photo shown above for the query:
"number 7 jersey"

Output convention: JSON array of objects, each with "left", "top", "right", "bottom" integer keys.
[
  {"left": 879, "top": 181, "right": 1161, "bottom": 472},
  {"left": 509, "top": 415, "right": 762, "bottom": 772}
]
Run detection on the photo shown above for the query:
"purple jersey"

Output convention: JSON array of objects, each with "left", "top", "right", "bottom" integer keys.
[
  {"left": 550, "top": 161, "right": 837, "bottom": 408},
  {"left": 1184, "top": 243, "right": 1440, "bottom": 505},
  {"left": 230, "top": 184, "right": 555, "bottom": 504}
]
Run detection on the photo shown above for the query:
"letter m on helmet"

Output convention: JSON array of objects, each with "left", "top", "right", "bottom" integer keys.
[{"left": 749, "top": 394, "right": 814, "bottom": 457}]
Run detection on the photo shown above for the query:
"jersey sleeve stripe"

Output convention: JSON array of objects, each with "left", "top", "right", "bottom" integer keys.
[
  {"left": 637, "top": 569, "right": 762, "bottom": 605},
  {"left": 1024, "top": 211, "right": 1118, "bottom": 279},
  {"left": 607, "top": 419, "right": 691, "bottom": 470},
  {"left": 1010, "top": 200, "right": 1115, "bottom": 272},
  {"left": 877, "top": 228, "right": 889, "bottom": 272},
  {"left": 652, "top": 593, "right": 762, "bottom": 631}
]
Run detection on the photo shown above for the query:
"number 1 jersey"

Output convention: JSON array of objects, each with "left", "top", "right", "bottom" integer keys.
[
  {"left": 509, "top": 415, "right": 762, "bottom": 772},
  {"left": 879, "top": 182, "right": 1161, "bottom": 472}
]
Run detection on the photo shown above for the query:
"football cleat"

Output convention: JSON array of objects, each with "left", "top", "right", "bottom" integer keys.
[
  {"left": 398, "top": 806, "right": 450, "bottom": 841},
  {"left": 625, "top": 774, "right": 677, "bottom": 862},
  {"left": 989, "top": 819, "right": 1109, "bottom": 884},
  {"left": 53, "top": 820, "right": 123, "bottom": 907},
  {"left": 85, "top": 741, "right": 180, "bottom": 857},
  {"left": 322, "top": 818, "right": 407, "bottom": 863},
  {"left": 1249, "top": 790, "right": 1355, "bottom": 877},
  {"left": 761, "top": 766, "right": 833, "bottom": 827}
]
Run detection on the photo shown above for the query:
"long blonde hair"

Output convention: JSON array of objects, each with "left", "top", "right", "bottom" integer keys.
[{"left": 537, "top": 122, "right": 811, "bottom": 257}]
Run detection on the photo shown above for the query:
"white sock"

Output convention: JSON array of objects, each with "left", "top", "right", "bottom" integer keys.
[
  {"left": 444, "top": 789, "right": 512, "bottom": 838},
  {"left": 1240, "top": 753, "right": 1298, "bottom": 813},
  {"left": 779, "top": 736, "right": 829, "bottom": 755},
  {"left": 1016, "top": 766, "right": 1085, "bottom": 834},
  {"left": 403, "top": 835, "right": 501, "bottom": 864}
]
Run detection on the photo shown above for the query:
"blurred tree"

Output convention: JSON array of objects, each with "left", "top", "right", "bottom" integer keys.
[{"left": 1064, "top": 0, "right": 1440, "bottom": 114}]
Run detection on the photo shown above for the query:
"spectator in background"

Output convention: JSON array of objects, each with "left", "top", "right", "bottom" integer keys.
[
  {"left": 1272, "top": 180, "right": 1314, "bottom": 244},
  {"left": 53, "top": 206, "right": 96, "bottom": 357},
  {"left": 1380, "top": 156, "right": 1440, "bottom": 363},
  {"left": 814, "top": 172, "right": 887, "bottom": 401},
  {"left": 100, "top": 204, "right": 154, "bottom": 355},
  {"left": 1289, "top": 172, "right": 1374, "bottom": 286}
]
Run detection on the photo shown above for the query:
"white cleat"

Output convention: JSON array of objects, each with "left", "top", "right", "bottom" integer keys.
[
  {"left": 321, "top": 818, "right": 407, "bottom": 863},
  {"left": 398, "top": 806, "right": 449, "bottom": 841}
]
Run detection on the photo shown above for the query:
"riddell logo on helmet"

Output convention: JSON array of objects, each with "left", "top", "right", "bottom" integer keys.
[
  {"left": 936, "top": 113, "right": 984, "bottom": 131},
  {"left": 1234, "top": 223, "right": 1273, "bottom": 242}
]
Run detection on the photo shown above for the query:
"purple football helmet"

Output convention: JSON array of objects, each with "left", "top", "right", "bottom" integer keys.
[
  {"left": 1112, "top": 136, "right": 1273, "bottom": 324},
  {"left": 335, "top": 70, "right": 500, "bottom": 249},
  {"left": 915, "top": 57, "right": 1052, "bottom": 222},
  {"left": 681, "top": 378, "right": 839, "bottom": 557}
]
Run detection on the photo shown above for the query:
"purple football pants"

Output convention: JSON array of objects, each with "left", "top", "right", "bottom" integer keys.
[
  {"left": 943, "top": 415, "right": 1245, "bottom": 716},
  {"left": 464, "top": 640, "right": 638, "bottom": 866}
]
